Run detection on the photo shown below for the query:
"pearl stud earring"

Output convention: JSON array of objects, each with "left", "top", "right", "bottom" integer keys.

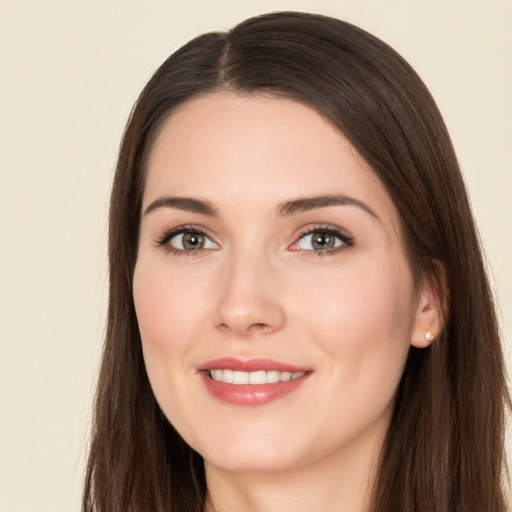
[{"left": 425, "top": 331, "right": 432, "bottom": 342}]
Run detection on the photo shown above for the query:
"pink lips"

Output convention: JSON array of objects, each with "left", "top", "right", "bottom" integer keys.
[{"left": 198, "top": 358, "right": 311, "bottom": 406}]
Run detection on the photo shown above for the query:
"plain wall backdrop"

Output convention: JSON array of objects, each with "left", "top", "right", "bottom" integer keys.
[{"left": 1, "top": 1, "right": 510, "bottom": 510}]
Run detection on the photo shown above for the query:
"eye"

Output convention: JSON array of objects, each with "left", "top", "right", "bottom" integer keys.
[
  {"left": 157, "top": 227, "right": 218, "bottom": 252},
  {"left": 291, "top": 227, "right": 353, "bottom": 254},
  {"left": 169, "top": 230, "right": 217, "bottom": 251},
  {"left": 298, "top": 231, "right": 343, "bottom": 250}
]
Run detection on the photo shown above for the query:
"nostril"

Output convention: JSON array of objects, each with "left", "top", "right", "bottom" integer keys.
[{"left": 247, "top": 322, "right": 272, "bottom": 332}]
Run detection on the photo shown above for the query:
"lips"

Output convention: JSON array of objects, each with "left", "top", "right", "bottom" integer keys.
[{"left": 198, "top": 358, "right": 311, "bottom": 406}]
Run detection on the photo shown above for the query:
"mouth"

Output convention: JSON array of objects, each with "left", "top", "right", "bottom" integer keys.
[
  {"left": 207, "top": 369, "right": 306, "bottom": 384},
  {"left": 198, "top": 358, "right": 311, "bottom": 406}
]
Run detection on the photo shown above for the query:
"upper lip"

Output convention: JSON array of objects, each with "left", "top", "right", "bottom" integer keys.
[{"left": 198, "top": 357, "right": 310, "bottom": 373}]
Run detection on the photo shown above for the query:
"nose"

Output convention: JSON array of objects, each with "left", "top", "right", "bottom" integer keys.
[{"left": 212, "top": 253, "right": 286, "bottom": 337}]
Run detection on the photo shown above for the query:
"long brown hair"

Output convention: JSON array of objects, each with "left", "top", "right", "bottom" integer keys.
[{"left": 83, "top": 11, "right": 510, "bottom": 512}]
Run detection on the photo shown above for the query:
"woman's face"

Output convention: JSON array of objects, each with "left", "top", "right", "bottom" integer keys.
[{"left": 133, "top": 93, "right": 430, "bottom": 474}]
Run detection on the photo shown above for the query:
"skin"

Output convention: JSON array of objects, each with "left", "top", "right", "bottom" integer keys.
[{"left": 133, "top": 93, "right": 439, "bottom": 512}]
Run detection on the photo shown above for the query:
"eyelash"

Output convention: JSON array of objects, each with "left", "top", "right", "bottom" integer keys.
[{"left": 154, "top": 224, "right": 354, "bottom": 257}]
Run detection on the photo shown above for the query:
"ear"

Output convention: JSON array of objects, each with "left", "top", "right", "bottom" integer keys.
[{"left": 410, "top": 269, "right": 449, "bottom": 349}]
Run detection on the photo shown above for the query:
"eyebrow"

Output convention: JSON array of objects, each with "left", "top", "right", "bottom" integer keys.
[
  {"left": 143, "top": 193, "right": 379, "bottom": 221},
  {"left": 144, "top": 196, "right": 218, "bottom": 216},
  {"left": 277, "top": 194, "right": 380, "bottom": 220}
]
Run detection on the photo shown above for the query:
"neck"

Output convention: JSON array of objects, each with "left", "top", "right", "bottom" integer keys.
[{"left": 204, "top": 424, "right": 385, "bottom": 512}]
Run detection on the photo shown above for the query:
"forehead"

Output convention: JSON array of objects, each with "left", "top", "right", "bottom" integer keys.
[{"left": 144, "top": 92, "right": 399, "bottom": 230}]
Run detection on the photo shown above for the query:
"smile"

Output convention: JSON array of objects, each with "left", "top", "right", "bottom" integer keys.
[
  {"left": 208, "top": 369, "right": 306, "bottom": 385},
  {"left": 199, "top": 358, "right": 311, "bottom": 406}
]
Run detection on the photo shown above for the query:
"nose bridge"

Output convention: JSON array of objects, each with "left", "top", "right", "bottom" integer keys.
[{"left": 213, "top": 245, "right": 286, "bottom": 336}]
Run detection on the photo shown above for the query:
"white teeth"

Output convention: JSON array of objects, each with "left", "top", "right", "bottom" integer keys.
[
  {"left": 267, "top": 370, "right": 280, "bottom": 383},
  {"left": 209, "top": 369, "right": 306, "bottom": 385},
  {"left": 232, "top": 371, "right": 249, "bottom": 384},
  {"left": 248, "top": 370, "right": 266, "bottom": 384}
]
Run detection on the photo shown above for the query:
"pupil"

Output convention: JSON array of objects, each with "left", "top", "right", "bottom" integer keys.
[
  {"left": 312, "top": 232, "right": 334, "bottom": 250},
  {"left": 183, "top": 232, "right": 204, "bottom": 250}
]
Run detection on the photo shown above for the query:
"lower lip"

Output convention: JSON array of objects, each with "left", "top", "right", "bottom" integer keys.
[{"left": 200, "top": 372, "right": 310, "bottom": 406}]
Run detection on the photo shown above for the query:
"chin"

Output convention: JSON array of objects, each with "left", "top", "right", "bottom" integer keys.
[
  {"left": 195, "top": 430, "right": 307, "bottom": 474},
  {"left": 204, "top": 447, "right": 300, "bottom": 474}
]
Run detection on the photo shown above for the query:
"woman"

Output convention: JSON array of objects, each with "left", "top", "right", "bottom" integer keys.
[{"left": 83, "top": 11, "right": 510, "bottom": 512}]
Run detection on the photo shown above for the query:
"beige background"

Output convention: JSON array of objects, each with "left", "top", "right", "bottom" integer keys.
[{"left": 1, "top": 1, "right": 510, "bottom": 510}]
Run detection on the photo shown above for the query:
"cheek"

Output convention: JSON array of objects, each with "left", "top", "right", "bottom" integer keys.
[
  {"left": 340, "top": 272, "right": 413, "bottom": 342},
  {"left": 133, "top": 262, "right": 205, "bottom": 352},
  {"left": 296, "top": 253, "right": 416, "bottom": 375},
  {"left": 132, "top": 260, "right": 207, "bottom": 420},
  {"left": 132, "top": 261, "right": 209, "bottom": 431},
  {"left": 290, "top": 256, "right": 416, "bottom": 440}
]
